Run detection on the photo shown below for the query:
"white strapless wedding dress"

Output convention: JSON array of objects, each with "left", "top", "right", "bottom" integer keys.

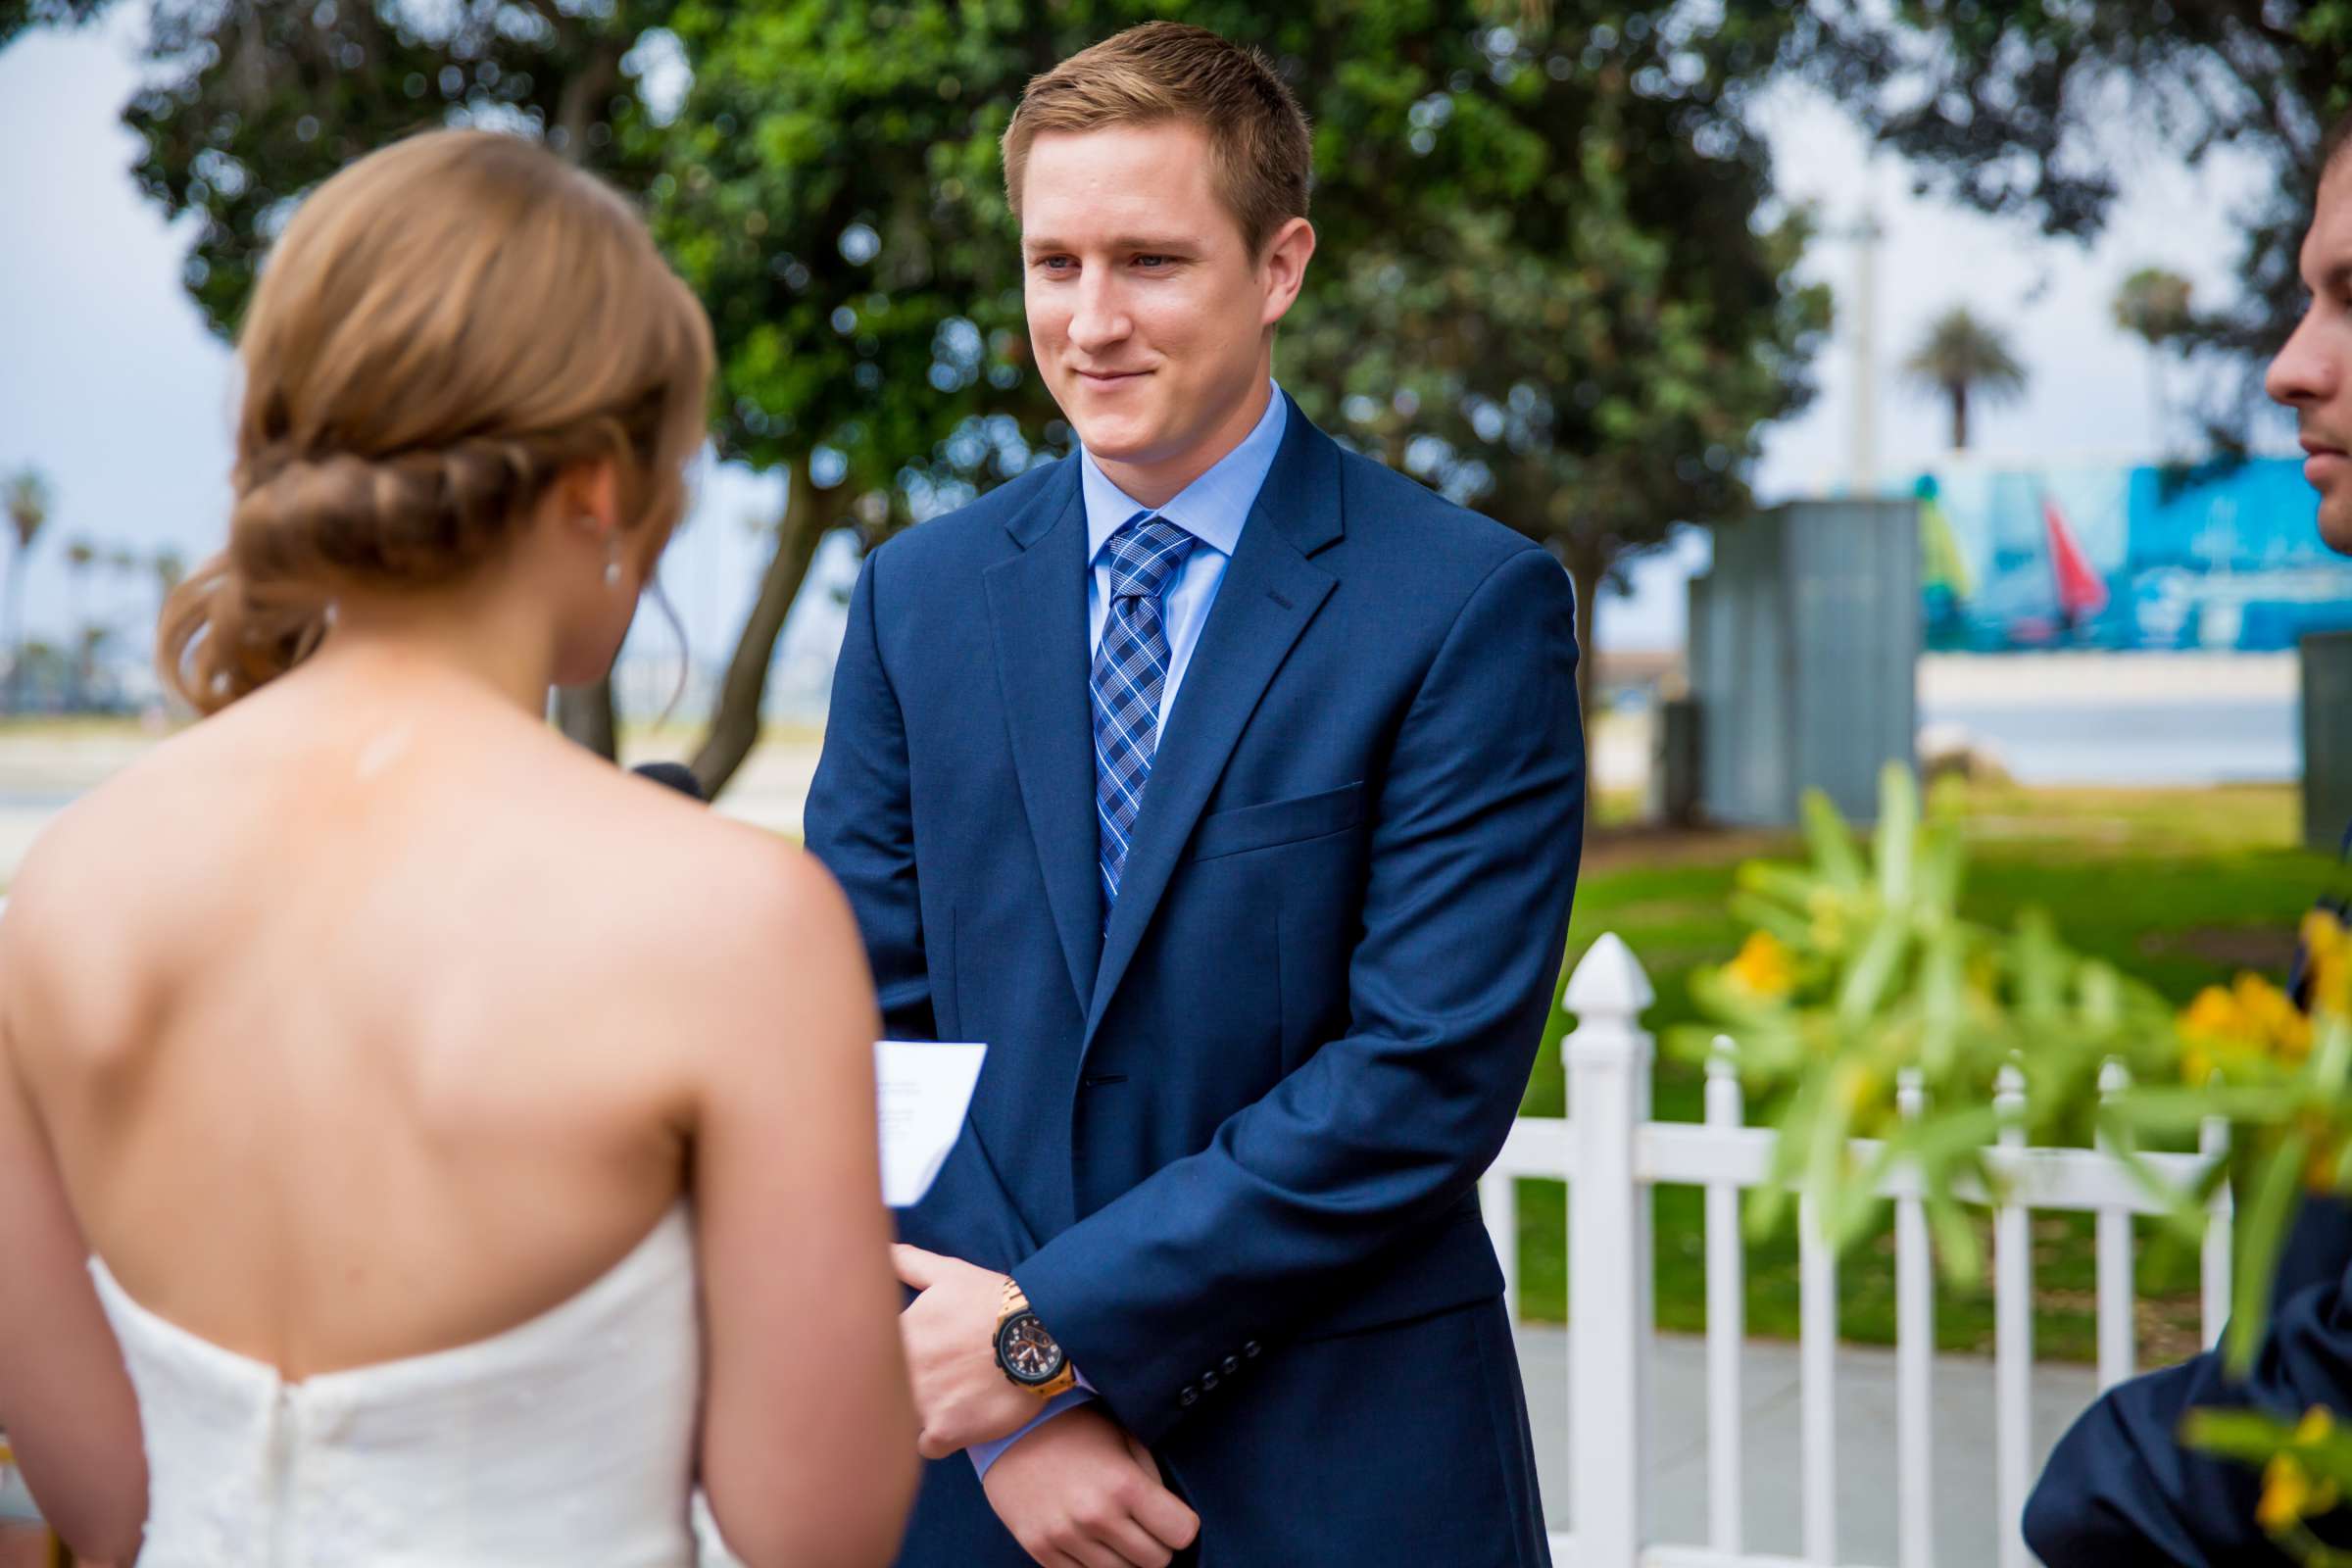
[{"left": 88, "top": 1202, "right": 718, "bottom": 1567}]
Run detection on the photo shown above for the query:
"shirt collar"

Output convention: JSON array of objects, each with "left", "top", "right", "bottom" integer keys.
[{"left": 1080, "top": 381, "right": 1288, "bottom": 565}]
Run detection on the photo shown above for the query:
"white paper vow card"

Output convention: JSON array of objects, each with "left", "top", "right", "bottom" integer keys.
[{"left": 874, "top": 1041, "right": 987, "bottom": 1207}]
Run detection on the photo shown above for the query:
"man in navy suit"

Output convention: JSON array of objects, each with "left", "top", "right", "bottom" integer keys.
[
  {"left": 2024, "top": 110, "right": 2352, "bottom": 1567},
  {"left": 803, "top": 22, "right": 1584, "bottom": 1568}
]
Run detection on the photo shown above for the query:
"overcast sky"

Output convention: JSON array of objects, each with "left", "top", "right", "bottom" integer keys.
[{"left": 0, "top": 12, "right": 2304, "bottom": 668}]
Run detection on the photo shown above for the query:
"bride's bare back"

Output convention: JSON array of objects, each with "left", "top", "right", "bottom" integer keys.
[
  {"left": 3, "top": 660, "right": 915, "bottom": 1565},
  {"left": 0, "top": 129, "right": 914, "bottom": 1568},
  {"left": 14, "top": 662, "right": 785, "bottom": 1373}
]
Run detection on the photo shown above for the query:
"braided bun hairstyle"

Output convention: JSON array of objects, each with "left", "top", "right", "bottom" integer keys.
[{"left": 159, "top": 129, "right": 714, "bottom": 713}]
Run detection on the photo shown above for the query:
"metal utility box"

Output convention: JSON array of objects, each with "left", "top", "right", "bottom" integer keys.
[
  {"left": 2305, "top": 630, "right": 2352, "bottom": 853},
  {"left": 1688, "top": 500, "right": 1921, "bottom": 825}
]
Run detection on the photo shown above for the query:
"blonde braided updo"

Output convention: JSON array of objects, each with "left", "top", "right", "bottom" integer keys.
[{"left": 159, "top": 129, "right": 714, "bottom": 713}]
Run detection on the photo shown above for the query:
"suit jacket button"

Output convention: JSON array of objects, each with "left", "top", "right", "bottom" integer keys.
[
  {"left": 1200, "top": 1371, "right": 1220, "bottom": 1392},
  {"left": 1243, "top": 1341, "right": 1262, "bottom": 1358},
  {"left": 1221, "top": 1355, "right": 1241, "bottom": 1376},
  {"left": 1179, "top": 1386, "right": 1200, "bottom": 1407}
]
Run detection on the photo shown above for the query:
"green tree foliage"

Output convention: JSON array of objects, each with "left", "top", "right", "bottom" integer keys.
[
  {"left": 2115, "top": 265, "right": 2196, "bottom": 452},
  {"left": 9, "top": 0, "right": 687, "bottom": 758},
  {"left": 647, "top": 3, "right": 1057, "bottom": 785},
  {"left": 14, "top": 0, "right": 1827, "bottom": 761},
  {"left": 1781, "top": 1, "right": 2348, "bottom": 437},
  {"left": 662, "top": 0, "right": 1829, "bottom": 715},
  {"left": 2115, "top": 266, "right": 2197, "bottom": 349}
]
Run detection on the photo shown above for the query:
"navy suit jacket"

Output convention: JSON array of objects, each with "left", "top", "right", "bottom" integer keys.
[
  {"left": 2027, "top": 1198, "right": 2352, "bottom": 1565},
  {"left": 804, "top": 400, "right": 1584, "bottom": 1566}
]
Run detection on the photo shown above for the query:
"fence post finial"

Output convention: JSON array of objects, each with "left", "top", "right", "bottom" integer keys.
[
  {"left": 1565, "top": 930, "right": 1657, "bottom": 1027},
  {"left": 1567, "top": 932, "right": 1654, "bottom": 1567}
]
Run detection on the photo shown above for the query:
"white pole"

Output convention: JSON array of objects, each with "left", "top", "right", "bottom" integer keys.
[
  {"left": 2201, "top": 1102, "right": 2233, "bottom": 1348},
  {"left": 1565, "top": 933, "right": 1656, "bottom": 1568},
  {"left": 1895, "top": 1068, "right": 1935, "bottom": 1568},
  {"left": 1799, "top": 1192, "right": 1838, "bottom": 1566},
  {"left": 1704, "top": 1038, "right": 1745, "bottom": 1556},
  {"left": 1482, "top": 1168, "right": 1520, "bottom": 1328},
  {"left": 2094, "top": 1058, "right": 2136, "bottom": 1390},
  {"left": 1851, "top": 198, "right": 1884, "bottom": 495},
  {"left": 1994, "top": 1062, "right": 2033, "bottom": 1568}
]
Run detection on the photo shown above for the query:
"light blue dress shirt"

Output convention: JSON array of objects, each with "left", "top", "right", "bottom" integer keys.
[
  {"left": 965, "top": 382, "right": 1289, "bottom": 1482},
  {"left": 1081, "top": 382, "right": 1289, "bottom": 726}
]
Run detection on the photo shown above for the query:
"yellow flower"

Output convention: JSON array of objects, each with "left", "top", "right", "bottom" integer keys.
[
  {"left": 2259, "top": 1452, "right": 2319, "bottom": 1533},
  {"left": 2306, "top": 909, "right": 2348, "bottom": 964},
  {"left": 2307, "top": 909, "right": 2352, "bottom": 1020},
  {"left": 2179, "top": 985, "right": 2248, "bottom": 1083},
  {"left": 2177, "top": 974, "right": 2311, "bottom": 1081},
  {"left": 2236, "top": 973, "right": 2314, "bottom": 1059},
  {"left": 2182, "top": 984, "right": 2247, "bottom": 1039},
  {"left": 2258, "top": 1408, "right": 2342, "bottom": 1533},
  {"left": 1725, "top": 931, "right": 1796, "bottom": 1001}
]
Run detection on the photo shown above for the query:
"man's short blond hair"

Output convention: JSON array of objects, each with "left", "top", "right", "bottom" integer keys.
[{"left": 1003, "top": 22, "right": 1312, "bottom": 256}]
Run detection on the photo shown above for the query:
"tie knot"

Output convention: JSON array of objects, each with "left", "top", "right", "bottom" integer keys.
[{"left": 1102, "top": 514, "right": 1196, "bottom": 602}]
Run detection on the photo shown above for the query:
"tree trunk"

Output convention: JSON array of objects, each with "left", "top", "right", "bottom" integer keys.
[
  {"left": 553, "top": 679, "right": 617, "bottom": 758},
  {"left": 537, "top": 38, "right": 627, "bottom": 758},
  {"left": 1950, "top": 384, "right": 1970, "bottom": 452},
  {"left": 4, "top": 560, "right": 23, "bottom": 715},
  {"left": 552, "top": 41, "right": 620, "bottom": 161},
  {"left": 688, "top": 453, "right": 842, "bottom": 797},
  {"left": 1565, "top": 548, "right": 1605, "bottom": 730},
  {"left": 69, "top": 573, "right": 86, "bottom": 710}
]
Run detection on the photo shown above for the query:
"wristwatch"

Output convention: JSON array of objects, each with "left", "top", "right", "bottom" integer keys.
[{"left": 993, "top": 1276, "right": 1077, "bottom": 1398}]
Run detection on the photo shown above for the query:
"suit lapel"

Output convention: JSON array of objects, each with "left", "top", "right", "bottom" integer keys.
[
  {"left": 984, "top": 463, "right": 1102, "bottom": 1014},
  {"left": 1083, "top": 404, "right": 1345, "bottom": 1048}
]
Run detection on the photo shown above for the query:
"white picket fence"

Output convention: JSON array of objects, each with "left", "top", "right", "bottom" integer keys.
[{"left": 1482, "top": 933, "right": 2234, "bottom": 1568}]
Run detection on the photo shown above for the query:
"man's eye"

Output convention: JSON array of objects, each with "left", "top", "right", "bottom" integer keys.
[
  {"left": 1134, "top": 255, "right": 1170, "bottom": 268},
  {"left": 1036, "top": 257, "right": 1073, "bottom": 272}
]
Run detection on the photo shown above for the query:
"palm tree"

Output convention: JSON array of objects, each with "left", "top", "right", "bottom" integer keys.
[
  {"left": 3, "top": 468, "right": 53, "bottom": 712},
  {"left": 65, "top": 536, "right": 97, "bottom": 707},
  {"left": 1903, "top": 306, "right": 2029, "bottom": 451},
  {"left": 76, "top": 624, "right": 114, "bottom": 709},
  {"left": 150, "top": 547, "right": 188, "bottom": 676},
  {"left": 151, "top": 546, "right": 186, "bottom": 601},
  {"left": 2112, "top": 267, "right": 2195, "bottom": 456}
]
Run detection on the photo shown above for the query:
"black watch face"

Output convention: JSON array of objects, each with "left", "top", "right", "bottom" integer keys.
[{"left": 997, "top": 1311, "right": 1065, "bottom": 1385}]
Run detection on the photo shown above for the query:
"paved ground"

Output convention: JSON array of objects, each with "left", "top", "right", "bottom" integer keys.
[{"left": 1514, "top": 1326, "right": 2104, "bottom": 1566}]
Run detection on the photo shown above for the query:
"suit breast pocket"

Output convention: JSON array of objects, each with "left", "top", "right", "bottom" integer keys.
[{"left": 1189, "top": 780, "right": 1366, "bottom": 862}]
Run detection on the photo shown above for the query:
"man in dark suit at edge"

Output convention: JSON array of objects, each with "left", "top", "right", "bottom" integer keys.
[{"left": 2025, "top": 106, "right": 2352, "bottom": 1567}]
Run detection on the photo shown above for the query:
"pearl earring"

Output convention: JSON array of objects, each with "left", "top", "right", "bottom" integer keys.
[{"left": 602, "top": 536, "right": 622, "bottom": 589}]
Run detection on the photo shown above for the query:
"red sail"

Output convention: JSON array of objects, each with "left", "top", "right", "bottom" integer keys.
[{"left": 2043, "top": 494, "right": 2109, "bottom": 619}]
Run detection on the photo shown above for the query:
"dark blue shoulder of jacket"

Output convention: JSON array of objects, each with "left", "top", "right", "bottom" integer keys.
[
  {"left": 865, "top": 457, "right": 1074, "bottom": 579},
  {"left": 1329, "top": 440, "right": 1554, "bottom": 586}
]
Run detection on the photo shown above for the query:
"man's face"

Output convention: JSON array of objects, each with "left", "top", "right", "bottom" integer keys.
[
  {"left": 2269, "top": 158, "right": 2352, "bottom": 554},
  {"left": 1019, "top": 121, "right": 1305, "bottom": 492}
]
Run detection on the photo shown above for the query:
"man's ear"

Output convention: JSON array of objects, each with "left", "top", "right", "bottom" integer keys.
[{"left": 1258, "top": 217, "right": 1317, "bottom": 328}]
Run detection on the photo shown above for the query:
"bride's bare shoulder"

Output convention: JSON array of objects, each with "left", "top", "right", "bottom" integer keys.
[{"left": 532, "top": 747, "right": 860, "bottom": 978}]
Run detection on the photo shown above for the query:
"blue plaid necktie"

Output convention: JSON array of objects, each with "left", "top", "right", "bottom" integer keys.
[{"left": 1092, "top": 512, "right": 1197, "bottom": 920}]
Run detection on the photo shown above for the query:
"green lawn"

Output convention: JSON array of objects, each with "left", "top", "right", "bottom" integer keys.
[{"left": 1508, "top": 783, "right": 2334, "bottom": 1366}]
